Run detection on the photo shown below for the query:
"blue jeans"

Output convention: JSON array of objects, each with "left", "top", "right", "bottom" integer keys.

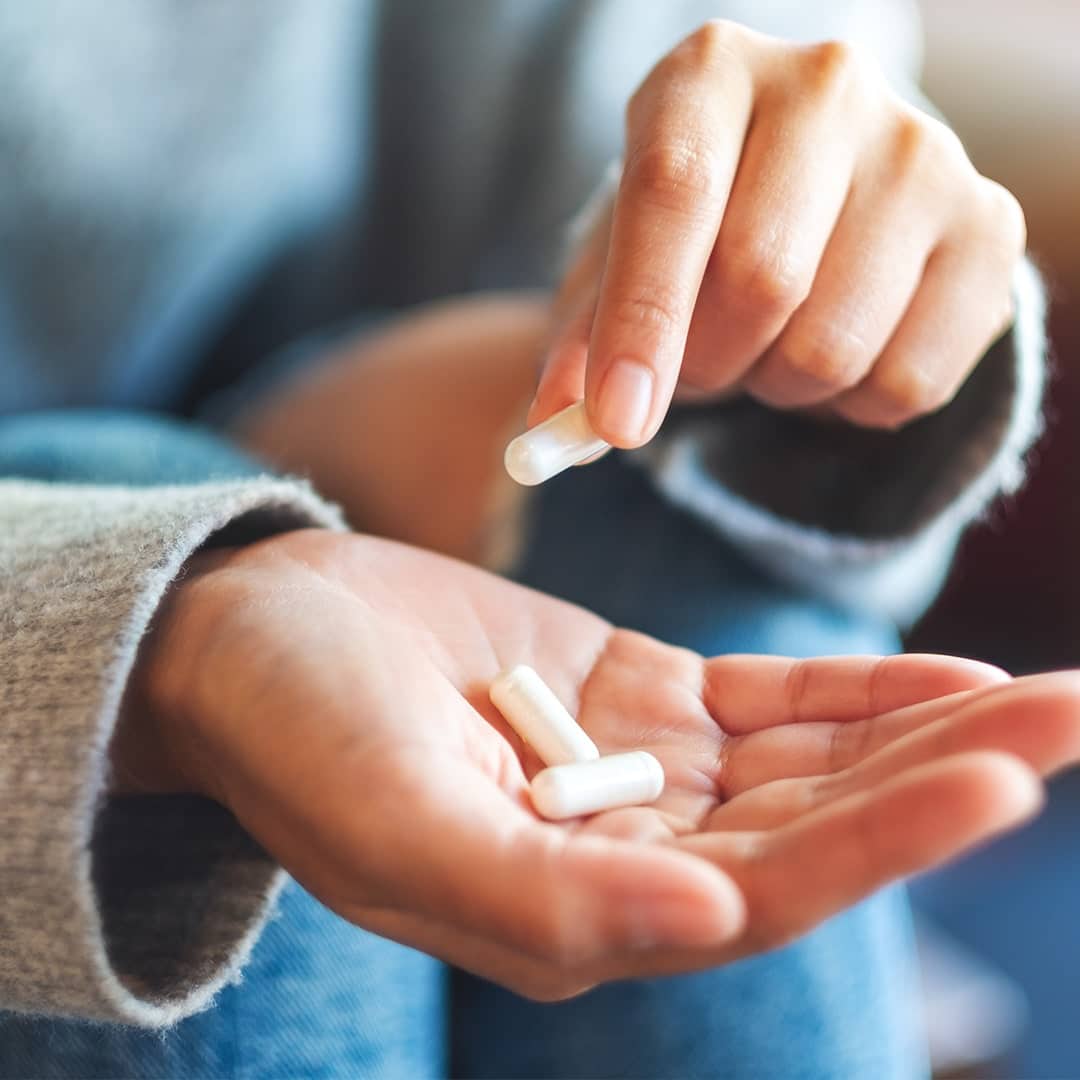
[{"left": 0, "top": 413, "right": 925, "bottom": 1079}]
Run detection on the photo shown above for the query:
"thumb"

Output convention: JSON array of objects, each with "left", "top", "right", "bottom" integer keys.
[
  {"left": 527, "top": 179, "right": 614, "bottom": 429},
  {"left": 527, "top": 295, "right": 596, "bottom": 427},
  {"left": 399, "top": 770, "right": 748, "bottom": 963}
]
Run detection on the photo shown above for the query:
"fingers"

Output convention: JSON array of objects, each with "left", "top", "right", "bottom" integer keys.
[
  {"left": 740, "top": 113, "right": 946, "bottom": 408},
  {"left": 401, "top": 741, "right": 1053, "bottom": 990},
  {"left": 327, "top": 752, "right": 745, "bottom": 967},
  {"left": 704, "top": 652, "right": 1009, "bottom": 735},
  {"left": 348, "top": 818, "right": 743, "bottom": 1002},
  {"left": 528, "top": 200, "right": 611, "bottom": 427},
  {"left": 827, "top": 670, "right": 1080, "bottom": 786},
  {"left": 714, "top": 671, "right": 1080, "bottom": 828},
  {"left": 583, "top": 23, "right": 755, "bottom": 447},
  {"left": 528, "top": 294, "right": 595, "bottom": 426},
  {"left": 720, "top": 665, "right": 1080, "bottom": 799},
  {"left": 538, "top": 22, "right": 1024, "bottom": 438},
  {"left": 831, "top": 179, "right": 1025, "bottom": 428},
  {"left": 428, "top": 796, "right": 746, "bottom": 962},
  {"left": 685, "top": 752, "right": 1043, "bottom": 950},
  {"left": 682, "top": 43, "right": 864, "bottom": 394}
]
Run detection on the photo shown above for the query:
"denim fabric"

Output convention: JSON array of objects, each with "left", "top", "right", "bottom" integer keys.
[
  {"left": 0, "top": 885, "right": 446, "bottom": 1080},
  {"left": 0, "top": 415, "right": 924, "bottom": 1079},
  {"left": 0, "top": 411, "right": 265, "bottom": 485}
]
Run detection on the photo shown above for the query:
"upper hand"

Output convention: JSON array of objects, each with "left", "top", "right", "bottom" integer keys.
[
  {"left": 115, "top": 530, "right": 1079, "bottom": 1000},
  {"left": 531, "top": 20, "right": 1027, "bottom": 444}
]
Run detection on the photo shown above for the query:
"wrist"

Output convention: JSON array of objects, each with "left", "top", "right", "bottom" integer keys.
[{"left": 111, "top": 547, "right": 237, "bottom": 802}]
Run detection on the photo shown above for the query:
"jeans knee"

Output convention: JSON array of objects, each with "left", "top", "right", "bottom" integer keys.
[{"left": 516, "top": 456, "right": 900, "bottom": 658}]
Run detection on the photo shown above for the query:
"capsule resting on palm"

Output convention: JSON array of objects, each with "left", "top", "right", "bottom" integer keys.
[
  {"left": 489, "top": 664, "right": 599, "bottom": 767},
  {"left": 529, "top": 751, "right": 665, "bottom": 820}
]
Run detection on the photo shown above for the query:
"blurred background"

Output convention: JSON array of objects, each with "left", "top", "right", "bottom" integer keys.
[{"left": 905, "top": 2, "right": 1079, "bottom": 1076}]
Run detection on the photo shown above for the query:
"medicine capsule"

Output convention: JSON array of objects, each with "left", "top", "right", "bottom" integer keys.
[
  {"left": 530, "top": 751, "right": 665, "bottom": 821},
  {"left": 504, "top": 401, "right": 610, "bottom": 486},
  {"left": 489, "top": 664, "right": 600, "bottom": 767}
]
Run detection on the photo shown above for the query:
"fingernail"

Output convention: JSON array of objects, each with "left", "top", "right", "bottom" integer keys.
[{"left": 595, "top": 359, "right": 654, "bottom": 444}]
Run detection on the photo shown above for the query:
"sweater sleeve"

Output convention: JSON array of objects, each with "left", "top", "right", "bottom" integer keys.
[
  {"left": 634, "top": 257, "right": 1047, "bottom": 627},
  {"left": 0, "top": 417, "right": 346, "bottom": 1026}
]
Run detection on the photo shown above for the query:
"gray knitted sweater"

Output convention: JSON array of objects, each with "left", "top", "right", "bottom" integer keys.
[{"left": 0, "top": 0, "right": 1046, "bottom": 1026}]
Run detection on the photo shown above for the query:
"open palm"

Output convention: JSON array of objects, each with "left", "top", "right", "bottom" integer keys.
[{"left": 136, "top": 528, "right": 1080, "bottom": 1000}]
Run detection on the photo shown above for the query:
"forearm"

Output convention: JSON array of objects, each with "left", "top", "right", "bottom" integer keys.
[{"left": 232, "top": 293, "right": 550, "bottom": 567}]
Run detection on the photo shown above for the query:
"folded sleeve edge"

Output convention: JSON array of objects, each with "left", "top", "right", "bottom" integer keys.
[
  {"left": 76, "top": 477, "right": 344, "bottom": 1026},
  {"left": 633, "top": 257, "right": 1047, "bottom": 625}
]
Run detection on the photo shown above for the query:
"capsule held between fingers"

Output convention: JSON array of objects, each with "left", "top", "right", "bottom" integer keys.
[{"left": 504, "top": 401, "right": 610, "bottom": 486}]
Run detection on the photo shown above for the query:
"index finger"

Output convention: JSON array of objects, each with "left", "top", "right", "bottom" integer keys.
[{"left": 584, "top": 25, "right": 755, "bottom": 447}]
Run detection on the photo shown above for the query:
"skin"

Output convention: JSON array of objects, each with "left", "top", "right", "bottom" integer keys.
[
  {"left": 528, "top": 21, "right": 1027, "bottom": 443},
  {"left": 112, "top": 528, "right": 1080, "bottom": 1001},
  {"left": 108, "top": 24, "right": 1057, "bottom": 1001}
]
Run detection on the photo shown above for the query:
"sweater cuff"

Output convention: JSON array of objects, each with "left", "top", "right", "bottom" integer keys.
[
  {"left": 633, "top": 258, "right": 1047, "bottom": 624},
  {"left": 0, "top": 477, "right": 344, "bottom": 1026}
]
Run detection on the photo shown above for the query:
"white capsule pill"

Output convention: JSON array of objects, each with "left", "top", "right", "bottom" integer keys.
[
  {"left": 530, "top": 751, "right": 665, "bottom": 821},
  {"left": 504, "top": 401, "right": 610, "bottom": 486},
  {"left": 489, "top": 665, "right": 600, "bottom": 767}
]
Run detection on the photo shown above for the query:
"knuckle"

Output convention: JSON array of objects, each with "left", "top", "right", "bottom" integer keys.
[
  {"left": 888, "top": 112, "right": 936, "bottom": 177},
  {"left": 780, "top": 326, "right": 868, "bottom": 390},
  {"left": 630, "top": 20, "right": 746, "bottom": 125},
  {"left": 717, "top": 243, "right": 813, "bottom": 324},
  {"left": 827, "top": 713, "right": 874, "bottom": 774},
  {"left": 889, "top": 112, "right": 968, "bottom": 184},
  {"left": 926, "top": 116, "right": 967, "bottom": 166},
  {"left": 802, "top": 39, "right": 865, "bottom": 97},
  {"left": 866, "top": 363, "right": 951, "bottom": 420},
  {"left": 680, "top": 18, "right": 744, "bottom": 68},
  {"left": 680, "top": 360, "right": 733, "bottom": 395},
  {"left": 978, "top": 178, "right": 1028, "bottom": 256},
  {"left": 934, "top": 121, "right": 969, "bottom": 170},
  {"left": 609, "top": 285, "right": 685, "bottom": 341},
  {"left": 625, "top": 138, "right": 724, "bottom": 216}
]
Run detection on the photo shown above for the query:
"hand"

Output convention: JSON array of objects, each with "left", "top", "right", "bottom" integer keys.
[
  {"left": 115, "top": 530, "right": 1080, "bottom": 999},
  {"left": 531, "top": 20, "right": 1027, "bottom": 444}
]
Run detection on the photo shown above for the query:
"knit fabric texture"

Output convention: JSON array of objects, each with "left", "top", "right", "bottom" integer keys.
[{"left": 0, "top": 479, "right": 344, "bottom": 1025}]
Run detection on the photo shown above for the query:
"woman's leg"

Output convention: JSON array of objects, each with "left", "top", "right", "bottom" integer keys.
[
  {"left": 451, "top": 456, "right": 926, "bottom": 1080},
  {"left": 1, "top": 883, "right": 446, "bottom": 1080}
]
